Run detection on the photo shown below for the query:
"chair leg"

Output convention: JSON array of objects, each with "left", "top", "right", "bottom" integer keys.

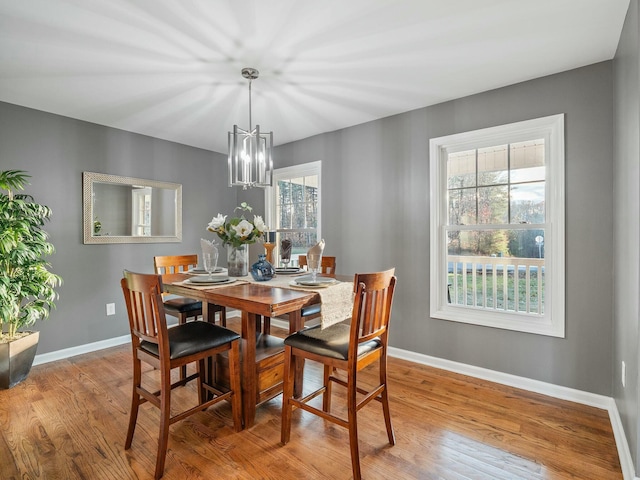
[
  {"left": 380, "top": 353, "right": 396, "bottom": 446},
  {"left": 197, "top": 358, "right": 206, "bottom": 404},
  {"left": 228, "top": 340, "right": 243, "bottom": 432},
  {"left": 125, "top": 355, "right": 142, "bottom": 449},
  {"left": 322, "top": 364, "right": 332, "bottom": 412},
  {"left": 155, "top": 367, "right": 173, "bottom": 479},
  {"left": 179, "top": 313, "right": 188, "bottom": 381},
  {"left": 347, "top": 368, "right": 362, "bottom": 480},
  {"left": 280, "top": 345, "right": 295, "bottom": 445}
]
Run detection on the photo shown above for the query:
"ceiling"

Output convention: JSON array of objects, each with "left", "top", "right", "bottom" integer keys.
[{"left": 0, "top": 0, "right": 630, "bottom": 154}]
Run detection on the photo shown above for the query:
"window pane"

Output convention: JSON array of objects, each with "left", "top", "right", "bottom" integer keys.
[
  {"left": 448, "top": 188, "right": 476, "bottom": 225},
  {"left": 508, "top": 229, "right": 545, "bottom": 259},
  {"left": 291, "top": 177, "right": 304, "bottom": 204},
  {"left": 447, "top": 229, "right": 510, "bottom": 257},
  {"left": 478, "top": 144, "right": 508, "bottom": 186},
  {"left": 510, "top": 182, "right": 545, "bottom": 223},
  {"left": 278, "top": 180, "right": 291, "bottom": 204},
  {"left": 447, "top": 150, "right": 476, "bottom": 188},
  {"left": 478, "top": 185, "right": 508, "bottom": 224},
  {"left": 511, "top": 140, "right": 545, "bottom": 182}
]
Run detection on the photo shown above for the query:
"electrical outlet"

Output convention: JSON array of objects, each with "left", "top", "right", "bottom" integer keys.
[
  {"left": 622, "top": 361, "right": 626, "bottom": 388},
  {"left": 106, "top": 303, "right": 115, "bottom": 316}
]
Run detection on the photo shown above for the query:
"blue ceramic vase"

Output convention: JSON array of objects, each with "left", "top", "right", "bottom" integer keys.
[{"left": 250, "top": 253, "right": 275, "bottom": 281}]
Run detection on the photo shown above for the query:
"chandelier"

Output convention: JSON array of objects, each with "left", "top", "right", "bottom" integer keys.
[{"left": 228, "top": 67, "right": 274, "bottom": 189}]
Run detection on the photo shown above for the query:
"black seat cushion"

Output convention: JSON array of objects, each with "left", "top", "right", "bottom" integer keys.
[
  {"left": 284, "top": 323, "right": 381, "bottom": 361},
  {"left": 163, "top": 296, "right": 202, "bottom": 314},
  {"left": 300, "top": 303, "right": 321, "bottom": 317},
  {"left": 140, "top": 321, "right": 240, "bottom": 360}
]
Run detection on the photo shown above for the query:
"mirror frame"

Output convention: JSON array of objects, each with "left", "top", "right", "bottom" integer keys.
[{"left": 83, "top": 171, "right": 182, "bottom": 244}]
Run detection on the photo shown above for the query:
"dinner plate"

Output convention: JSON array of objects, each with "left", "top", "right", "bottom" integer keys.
[
  {"left": 289, "top": 278, "right": 337, "bottom": 288},
  {"left": 275, "top": 267, "right": 304, "bottom": 275},
  {"left": 186, "top": 276, "right": 234, "bottom": 285},
  {"left": 188, "top": 267, "right": 224, "bottom": 275},
  {"left": 295, "top": 275, "right": 336, "bottom": 285}
]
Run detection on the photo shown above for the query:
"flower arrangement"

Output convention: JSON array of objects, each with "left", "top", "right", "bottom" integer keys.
[{"left": 207, "top": 202, "right": 267, "bottom": 248}]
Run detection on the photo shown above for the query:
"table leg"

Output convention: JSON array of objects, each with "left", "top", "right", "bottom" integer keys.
[
  {"left": 203, "top": 302, "right": 216, "bottom": 323},
  {"left": 241, "top": 310, "right": 257, "bottom": 428},
  {"left": 288, "top": 309, "right": 305, "bottom": 398},
  {"left": 202, "top": 302, "right": 215, "bottom": 400}
]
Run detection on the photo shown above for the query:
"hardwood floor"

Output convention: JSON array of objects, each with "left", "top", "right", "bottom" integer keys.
[{"left": 0, "top": 319, "right": 622, "bottom": 479}]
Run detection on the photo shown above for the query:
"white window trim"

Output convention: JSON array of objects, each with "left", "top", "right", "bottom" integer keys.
[
  {"left": 429, "top": 114, "right": 565, "bottom": 337},
  {"left": 264, "top": 160, "right": 322, "bottom": 240}
]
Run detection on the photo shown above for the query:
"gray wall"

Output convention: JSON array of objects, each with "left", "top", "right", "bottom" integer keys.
[
  {"left": 0, "top": 102, "right": 237, "bottom": 354},
  {"left": 614, "top": 0, "right": 640, "bottom": 471},
  {"left": 275, "top": 61, "right": 615, "bottom": 396}
]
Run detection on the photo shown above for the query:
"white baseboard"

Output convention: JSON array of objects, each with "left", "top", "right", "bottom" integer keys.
[
  {"left": 32, "top": 326, "right": 636, "bottom": 479},
  {"left": 33, "top": 334, "right": 131, "bottom": 366}
]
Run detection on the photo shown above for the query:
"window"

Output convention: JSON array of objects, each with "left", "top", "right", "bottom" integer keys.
[
  {"left": 429, "top": 115, "right": 565, "bottom": 337},
  {"left": 265, "top": 161, "right": 321, "bottom": 266}
]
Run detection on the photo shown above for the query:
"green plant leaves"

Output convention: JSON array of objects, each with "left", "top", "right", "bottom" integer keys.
[{"left": 0, "top": 170, "right": 62, "bottom": 339}]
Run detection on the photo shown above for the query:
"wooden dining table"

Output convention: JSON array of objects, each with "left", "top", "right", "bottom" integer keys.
[{"left": 162, "top": 273, "right": 347, "bottom": 428}]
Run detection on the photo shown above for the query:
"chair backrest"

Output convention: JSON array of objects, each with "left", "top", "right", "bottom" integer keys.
[
  {"left": 298, "top": 255, "right": 337, "bottom": 277},
  {"left": 121, "top": 270, "right": 169, "bottom": 352},
  {"left": 349, "top": 268, "right": 396, "bottom": 360},
  {"left": 153, "top": 254, "right": 199, "bottom": 275}
]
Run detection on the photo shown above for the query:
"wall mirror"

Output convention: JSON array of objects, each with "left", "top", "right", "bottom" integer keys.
[{"left": 83, "top": 171, "right": 182, "bottom": 244}]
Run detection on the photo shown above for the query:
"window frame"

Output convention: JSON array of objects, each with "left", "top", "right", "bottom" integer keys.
[
  {"left": 429, "top": 114, "right": 565, "bottom": 337},
  {"left": 264, "top": 160, "right": 322, "bottom": 259}
]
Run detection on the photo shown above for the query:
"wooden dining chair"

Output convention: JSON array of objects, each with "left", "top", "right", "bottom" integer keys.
[
  {"left": 154, "top": 254, "right": 227, "bottom": 380},
  {"left": 153, "top": 254, "right": 226, "bottom": 327},
  {"left": 280, "top": 268, "right": 397, "bottom": 480},
  {"left": 121, "top": 271, "right": 243, "bottom": 480},
  {"left": 259, "top": 255, "right": 337, "bottom": 335}
]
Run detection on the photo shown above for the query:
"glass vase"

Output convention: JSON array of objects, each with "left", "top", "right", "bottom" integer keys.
[{"left": 227, "top": 244, "right": 249, "bottom": 277}]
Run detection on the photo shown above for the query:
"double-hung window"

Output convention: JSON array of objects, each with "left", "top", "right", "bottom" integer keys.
[
  {"left": 429, "top": 115, "right": 565, "bottom": 337},
  {"left": 265, "top": 161, "right": 321, "bottom": 266}
]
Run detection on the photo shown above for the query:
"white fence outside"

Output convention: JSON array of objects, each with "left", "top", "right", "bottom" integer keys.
[{"left": 448, "top": 255, "right": 545, "bottom": 315}]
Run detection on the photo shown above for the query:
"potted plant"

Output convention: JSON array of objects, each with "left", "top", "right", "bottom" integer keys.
[{"left": 0, "top": 170, "right": 62, "bottom": 388}]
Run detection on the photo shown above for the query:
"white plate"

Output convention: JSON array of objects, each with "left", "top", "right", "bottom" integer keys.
[
  {"left": 295, "top": 275, "right": 337, "bottom": 285},
  {"left": 188, "top": 267, "right": 224, "bottom": 275},
  {"left": 275, "top": 267, "right": 304, "bottom": 275},
  {"left": 289, "top": 279, "right": 335, "bottom": 289},
  {"left": 186, "top": 276, "right": 235, "bottom": 285}
]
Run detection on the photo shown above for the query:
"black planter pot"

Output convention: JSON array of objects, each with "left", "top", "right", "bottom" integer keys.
[{"left": 0, "top": 331, "right": 39, "bottom": 389}]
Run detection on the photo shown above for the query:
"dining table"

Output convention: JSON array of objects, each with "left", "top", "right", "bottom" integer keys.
[{"left": 162, "top": 270, "right": 353, "bottom": 428}]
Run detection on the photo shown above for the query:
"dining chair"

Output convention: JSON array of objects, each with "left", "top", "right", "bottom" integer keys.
[
  {"left": 153, "top": 254, "right": 226, "bottom": 326},
  {"left": 121, "top": 271, "right": 243, "bottom": 480},
  {"left": 154, "top": 254, "right": 227, "bottom": 380},
  {"left": 280, "top": 268, "right": 397, "bottom": 480},
  {"left": 259, "top": 255, "right": 337, "bottom": 335}
]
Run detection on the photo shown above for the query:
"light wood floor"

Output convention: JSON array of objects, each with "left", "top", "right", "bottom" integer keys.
[{"left": 0, "top": 319, "right": 622, "bottom": 480}]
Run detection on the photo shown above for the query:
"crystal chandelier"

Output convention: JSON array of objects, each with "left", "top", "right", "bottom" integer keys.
[{"left": 228, "top": 67, "right": 273, "bottom": 189}]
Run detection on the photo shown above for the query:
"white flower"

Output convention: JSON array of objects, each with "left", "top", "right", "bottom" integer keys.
[
  {"left": 232, "top": 219, "right": 254, "bottom": 238},
  {"left": 253, "top": 215, "right": 267, "bottom": 233},
  {"left": 207, "top": 213, "right": 226, "bottom": 231}
]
